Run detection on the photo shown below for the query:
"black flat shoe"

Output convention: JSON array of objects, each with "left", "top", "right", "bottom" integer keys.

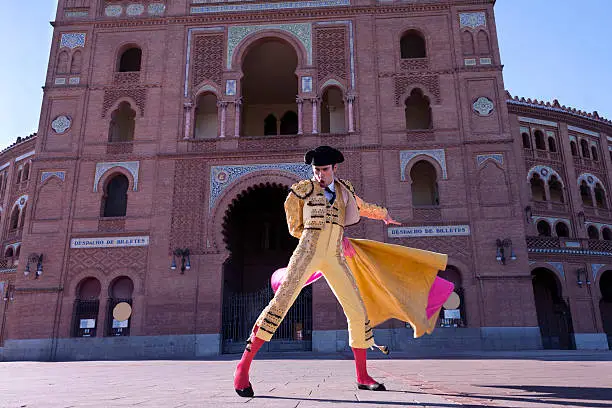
[
  {"left": 357, "top": 382, "right": 386, "bottom": 391},
  {"left": 235, "top": 383, "right": 254, "bottom": 397}
]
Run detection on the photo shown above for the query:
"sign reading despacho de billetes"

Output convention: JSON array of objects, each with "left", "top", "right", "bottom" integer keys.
[
  {"left": 70, "top": 236, "right": 150, "bottom": 249},
  {"left": 388, "top": 226, "right": 470, "bottom": 238}
]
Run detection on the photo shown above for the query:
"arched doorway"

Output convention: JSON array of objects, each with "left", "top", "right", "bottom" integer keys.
[
  {"left": 240, "top": 38, "right": 298, "bottom": 136},
  {"left": 221, "top": 183, "right": 311, "bottom": 353},
  {"left": 599, "top": 270, "right": 612, "bottom": 349},
  {"left": 532, "top": 268, "right": 575, "bottom": 349},
  {"left": 106, "top": 276, "right": 134, "bottom": 337},
  {"left": 72, "top": 277, "right": 102, "bottom": 337},
  {"left": 437, "top": 266, "right": 466, "bottom": 328}
]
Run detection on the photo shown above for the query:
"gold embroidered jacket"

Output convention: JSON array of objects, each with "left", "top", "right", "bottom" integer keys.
[{"left": 285, "top": 179, "right": 389, "bottom": 239}]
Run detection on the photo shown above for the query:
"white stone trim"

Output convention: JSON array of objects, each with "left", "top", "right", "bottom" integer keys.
[
  {"left": 94, "top": 161, "right": 140, "bottom": 192},
  {"left": 518, "top": 116, "right": 558, "bottom": 127},
  {"left": 568, "top": 125, "right": 599, "bottom": 138},
  {"left": 15, "top": 150, "right": 35, "bottom": 163}
]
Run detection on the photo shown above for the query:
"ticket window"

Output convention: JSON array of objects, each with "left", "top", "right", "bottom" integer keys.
[{"left": 72, "top": 278, "right": 101, "bottom": 337}]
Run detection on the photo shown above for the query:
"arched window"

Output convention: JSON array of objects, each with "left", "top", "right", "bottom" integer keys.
[
  {"left": 580, "top": 181, "right": 593, "bottom": 206},
  {"left": 570, "top": 141, "right": 578, "bottom": 156},
  {"left": 19, "top": 204, "right": 27, "bottom": 229},
  {"left": 194, "top": 93, "right": 218, "bottom": 139},
  {"left": 530, "top": 174, "right": 546, "bottom": 201},
  {"left": 461, "top": 31, "right": 474, "bottom": 56},
  {"left": 16, "top": 168, "right": 22, "bottom": 184},
  {"left": 102, "top": 174, "right": 129, "bottom": 217},
  {"left": 107, "top": 276, "right": 134, "bottom": 337},
  {"left": 410, "top": 160, "right": 439, "bottom": 206},
  {"left": 118, "top": 47, "right": 142, "bottom": 72},
  {"left": 22, "top": 163, "right": 30, "bottom": 181},
  {"left": 108, "top": 102, "right": 136, "bottom": 142},
  {"left": 263, "top": 114, "right": 277, "bottom": 136},
  {"left": 279, "top": 111, "right": 298, "bottom": 135},
  {"left": 56, "top": 51, "right": 69, "bottom": 74},
  {"left": 321, "top": 87, "right": 345, "bottom": 134},
  {"left": 437, "top": 266, "right": 466, "bottom": 327},
  {"left": 9, "top": 207, "right": 20, "bottom": 230},
  {"left": 548, "top": 137, "right": 557, "bottom": 152},
  {"left": 70, "top": 50, "right": 82, "bottom": 74},
  {"left": 581, "top": 139, "right": 590, "bottom": 158},
  {"left": 534, "top": 130, "right": 546, "bottom": 150},
  {"left": 522, "top": 132, "right": 531, "bottom": 148},
  {"left": 588, "top": 225, "right": 600, "bottom": 240},
  {"left": 537, "top": 220, "right": 552, "bottom": 237},
  {"left": 591, "top": 146, "right": 599, "bottom": 161},
  {"left": 4, "top": 247, "right": 14, "bottom": 259},
  {"left": 405, "top": 88, "right": 432, "bottom": 130},
  {"left": 595, "top": 184, "right": 607, "bottom": 209},
  {"left": 602, "top": 227, "right": 612, "bottom": 241},
  {"left": 548, "top": 176, "right": 564, "bottom": 203},
  {"left": 400, "top": 30, "right": 426, "bottom": 59},
  {"left": 73, "top": 277, "right": 101, "bottom": 337},
  {"left": 477, "top": 30, "right": 491, "bottom": 55},
  {"left": 555, "top": 222, "right": 570, "bottom": 238}
]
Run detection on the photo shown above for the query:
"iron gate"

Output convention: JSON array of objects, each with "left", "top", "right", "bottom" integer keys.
[{"left": 222, "top": 284, "right": 312, "bottom": 353}]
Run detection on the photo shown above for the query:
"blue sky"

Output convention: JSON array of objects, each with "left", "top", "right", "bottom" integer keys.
[{"left": 1, "top": 1, "right": 610, "bottom": 149}]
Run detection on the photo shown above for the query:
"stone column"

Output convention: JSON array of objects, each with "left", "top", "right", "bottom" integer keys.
[
  {"left": 183, "top": 101, "right": 193, "bottom": 139},
  {"left": 345, "top": 93, "right": 356, "bottom": 133},
  {"left": 234, "top": 98, "right": 242, "bottom": 137},
  {"left": 296, "top": 97, "right": 304, "bottom": 135},
  {"left": 311, "top": 97, "right": 320, "bottom": 134},
  {"left": 217, "top": 101, "right": 228, "bottom": 138}
]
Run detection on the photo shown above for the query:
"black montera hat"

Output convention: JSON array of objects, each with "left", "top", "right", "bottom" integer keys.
[{"left": 304, "top": 146, "right": 344, "bottom": 166}]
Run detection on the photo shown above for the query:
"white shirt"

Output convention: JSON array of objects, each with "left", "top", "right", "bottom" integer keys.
[{"left": 323, "top": 181, "right": 336, "bottom": 202}]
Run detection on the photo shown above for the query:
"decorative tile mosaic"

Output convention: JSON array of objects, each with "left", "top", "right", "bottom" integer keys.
[
  {"left": 148, "top": 3, "right": 166, "bottom": 15},
  {"left": 527, "top": 165, "right": 562, "bottom": 184},
  {"left": 473, "top": 97, "right": 494, "bottom": 116},
  {"left": 51, "top": 116, "right": 72, "bottom": 134},
  {"left": 464, "top": 58, "right": 476, "bottom": 66},
  {"left": 568, "top": 125, "right": 599, "bottom": 138},
  {"left": 41, "top": 171, "right": 66, "bottom": 184},
  {"left": 547, "top": 262, "right": 565, "bottom": 278},
  {"left": 94, "top": 161, "right": 140, "bottom": 192},
  {"left": 69, "top": 77, "right": 80, "bottom": 85},
  {"left": 105, "top": 4, "right": 123, "bottom": 17},
  {"left": 227, "top": 23, "right": 312, "bottom": 69},
  {"left": 459, "top": 12, "right": 486, "bottom": 29},
  {"left": 518, "top": 116, "right": 558, "bottom": 127},
  {"left": 400, "top": 149, "right": 447, "bottom": 180},
  {"left": 60, "top": 33, "right": 86, "bottom": 49},
  {"left": 192, "top": 0, "right": 350, "bottom": 14},
  {"left": 209, "top": 163, "right": 312, "bottom": 209},
  {"left": 479, "top": 57, "right": 492, "bottom": 65},
  {"left": 126, "top": 4, "right": 145, "bottom": 16},
  {"left": 592, "top": 264, "right": 607, "bottom": 280},
  {"left": 14, "top": 195, "right": 28, "bottom": 210},
  {"left": 577, "top": 173, "right": 605, "bottom": 190},
  {"left": 529, "top": 248, "right": 612, "bottom": 257},
  {"left": 569, "top": 135, "right": 577, "bottom": 142},
  {"left": 225, "top": 79, "right": 236, "bottom": 96},
  {"left": 476, "top": 153, "right": 503, "bottom": 167},
  {"left": 66, "top": 11, "right": 89, "bottom": 18},
  {"left": 301, "top": 76, "right": 313, "bottom": 93},
  {"left": 55, "top": 78, "right": 67, "bottom": 85}
]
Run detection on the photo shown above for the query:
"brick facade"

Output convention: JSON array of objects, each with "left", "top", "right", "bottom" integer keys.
[{"left": 1, "top": 0, "right": 611, "bottom": 360}]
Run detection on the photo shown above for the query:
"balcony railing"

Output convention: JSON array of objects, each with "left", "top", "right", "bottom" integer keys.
[
  {"left": 582, "top": 205, "right": 611, "bottom": 219},
  {"left": 113, "top": 72, "right": 140, "bottom": 86},
  {"left": 106, "top": 141, "right": 134, "bottom": 154},
  {"left": 0, "top": 257, "right": 17, "bottom": 273},
  {"left": 573, "top": 156, "right": 601, "bottom": 171},
  {"left": 527, "top": 236, "right": 612, "bottom": 256},
  {"left": 413, "top": 206, "right": 441, "bottom": 221},
  {"left": 523, "top": 148, "right": 561, "bottom": 162},
  {"left": 400, "top": 57, "right": 429, "bottom": 71},
  {"left": 98, "top": 217, "right": 126, "bottom": 232}
]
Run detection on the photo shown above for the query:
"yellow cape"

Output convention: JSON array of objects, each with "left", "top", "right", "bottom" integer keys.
[{"left": 346, "top": 238, "right": 448, "bottom": 338}]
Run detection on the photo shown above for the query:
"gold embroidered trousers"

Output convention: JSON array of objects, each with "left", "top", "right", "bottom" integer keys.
[{"left": 254, "top": 223, "right": 374, "bottom": 349}]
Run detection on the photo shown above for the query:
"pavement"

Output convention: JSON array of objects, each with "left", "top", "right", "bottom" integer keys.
[{"left": 1, "top": 351, "right": 611, "bottom": 408}]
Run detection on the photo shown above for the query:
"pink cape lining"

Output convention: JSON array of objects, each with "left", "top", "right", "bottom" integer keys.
[{"left": 270, "top": 238, "right": 454, "bottom": 320}]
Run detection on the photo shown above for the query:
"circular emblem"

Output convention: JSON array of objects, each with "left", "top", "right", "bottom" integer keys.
[
  {"left": 148, "top": 3, "right": 166, "bottom": 15},
  {"left": 113, "top": 302, "right": 132, "bottom": 321},
  {"left": 540, "top": 168, "right": 549, "bottom": 177},
  {"left": 51, "top": 116, "right": 72, "bottom": 134},
  {"left": 587, "top": 176, "right": 594, "bottom": 184},
  {"left": 443, "top": 292, "right": 461, "bottom": 310},
  {"left": 19, "top": 197, "right": 26, "bottom": 206},
  {"left": 215, "top": 170, "right": 230, "bottom": 184},
  {"left": 473, "top": 97, "right": 494, "bottom": 116}
]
